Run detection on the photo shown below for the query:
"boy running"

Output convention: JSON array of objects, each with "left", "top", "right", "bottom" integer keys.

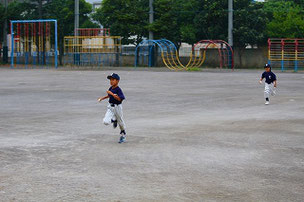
[
  {"left": 259, "top": 64, "right": 277, "bottom": 105},
  {"left": 98, "top": 73, "right": 127, "bottom": 143}
]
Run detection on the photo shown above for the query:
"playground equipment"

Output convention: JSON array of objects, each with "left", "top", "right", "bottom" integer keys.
[
  {"left": 10, "top": 19, "right": 58, "bottom": 68},
  {"left": 268, "top": 38, "right": 304, "bottom": 72},
  {"left": 64, "top": 36, "right": 121, "bottom": 66},
  {"left": 135, "top": 39, "right": 234, "bottom": 70},
  {"left": 64, "top": 27, "right": 121, "bottom": 66},
  {"left": 76, "top": 28, "right": 110, "bottom": 37}
]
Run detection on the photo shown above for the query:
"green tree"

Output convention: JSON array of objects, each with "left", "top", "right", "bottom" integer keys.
[
  {"left": 194, "top": 0, "right": 228, "bottom": 41},
  {"left": 265, "top": 0, "right": 304, "bottom": 38},
  {"left": 148, "top": 0, "right": 199, "bottom": 47},
  {"left": 290, "top": 0, "right": 304, "bottom": 7},
  {"left": 233, "top": 0, "right": 268, "bottom": 67},
  {"left": 234, "top": 1, "right": 267, "bottom": 47},
  {"left": 0, "top": 3, "right": 5, "bottom": 44},
  {"left": 7, "top": 0, "right": 43, "bottom": 20},
  {"left": 1, "top": 0, "right": 35, "bottom": 55},
  {"left": 177, "top": 0, "right": 200, "bottom": 45},
  {"left": 148, "top": 0, "right": 180, "bottom": 44},
  {"left": 193, "top": 0, "right": 269, "bottom": 67},
  {"left": 45, "top": 0, "right": 97, "bottom": 64},
  {"left": 92, "top": 0, "right": 149, "bottom": 45}
]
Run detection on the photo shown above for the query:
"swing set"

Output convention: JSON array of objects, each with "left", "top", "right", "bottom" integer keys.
[{"left": 10, "top": 19, "right": 58, "bottom": 68}]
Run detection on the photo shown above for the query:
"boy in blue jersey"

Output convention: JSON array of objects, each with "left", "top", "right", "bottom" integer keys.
[
  {"left": 98, "top": 73, "right": 127, "bottom": 143},
  {"left": 259, "top": 64, "right": 277, "bottom": 105}
]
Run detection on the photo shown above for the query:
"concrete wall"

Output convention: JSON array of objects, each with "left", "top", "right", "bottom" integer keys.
[
  {"left": 122, "top": 55, "right": 136, "bottom": 67},
  {"left": 234, "top": 47, "right": 268, "bottom": 68}
]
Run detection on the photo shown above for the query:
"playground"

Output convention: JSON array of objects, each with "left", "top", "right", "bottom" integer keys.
[
  {"left": 8, "top": 19, "right": 235, "bottom": 70},
  {"left": 0, "top": 68, "right": 303, "bottom": 201},
  {"left": 9, "top": 25, "right": 304, "bottom": 72},
  {"left": 7, "top": 19, "right": 304, "bottom": 72}
]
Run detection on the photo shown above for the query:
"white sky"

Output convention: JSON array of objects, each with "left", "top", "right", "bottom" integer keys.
[{"left": 85, "top": 0, "right": 102, "bottom": 4}]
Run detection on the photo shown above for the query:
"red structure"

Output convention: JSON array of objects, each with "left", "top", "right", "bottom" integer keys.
[
  {"left": 268, "top": 38, "right": 304, "bottom": 72},
  {"left": 194, "top": 40, "right": 234, "bottom": 69}
]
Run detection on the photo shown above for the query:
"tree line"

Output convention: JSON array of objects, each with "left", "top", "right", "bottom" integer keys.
[
  {"left": 92, "top": 0, "right": 304, "bottom": 48},
  {"left": 1, "top": 0, "right": 304, "bottom": 64}
]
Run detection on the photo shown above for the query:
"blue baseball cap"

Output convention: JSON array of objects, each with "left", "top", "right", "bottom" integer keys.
[
  {"left": 264, "top": 64, "right": 271, "bottom": 68},
  {"left": 107, "top": 73, "right": 120, "bottom": 80}
]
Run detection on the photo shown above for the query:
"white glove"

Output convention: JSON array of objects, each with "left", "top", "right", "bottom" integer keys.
[{"left": 259, "top": 80, "right": 262, "bottom": 84}]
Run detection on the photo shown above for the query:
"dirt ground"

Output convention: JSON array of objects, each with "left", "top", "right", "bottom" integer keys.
[{"left": 0, "top": 68, "right": 303, "bottom": 202}]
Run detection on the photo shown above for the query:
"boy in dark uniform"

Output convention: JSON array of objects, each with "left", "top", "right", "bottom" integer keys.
[
  {"left": 259, "top": 64, "right": 277, "bottom": 105},
  {"left": 98, "top": 73, "right": 127, "bottom": 143}
]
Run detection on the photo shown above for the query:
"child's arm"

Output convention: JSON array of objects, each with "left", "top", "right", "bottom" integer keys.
[
  {"left": 107, "top": 91, "right": 122, "bottom": 102},
  {"left": 98, "top": 95, "right": 109, "bottom": 102},
  {"left": 260, "top": 72, "right": 265, "bottom": 84},
  {"left": 274, "top": 80, "right": 277, "bottom": 88},
  {"left": 259, "top": 77, "right": 263, "bottom": 84}
]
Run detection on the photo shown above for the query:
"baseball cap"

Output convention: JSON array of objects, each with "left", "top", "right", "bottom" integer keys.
[
  {"left": 107, "top": 73, "right": 120, "bottom": 80},
  {"left": 264, "top": 64, "right": 271, "bottom": 68}
]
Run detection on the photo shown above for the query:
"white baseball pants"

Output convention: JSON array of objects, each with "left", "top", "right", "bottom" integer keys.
[
  {"left": 103, "top": 104, "right": 126, "bottom": 131},
  {"left": 264, "top": 83, "right": 275, "bottom": 99}
]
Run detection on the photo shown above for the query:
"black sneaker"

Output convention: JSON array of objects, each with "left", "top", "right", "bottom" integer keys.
[{"left": 111, "top": 119, "right": 118, "bottom": 128}]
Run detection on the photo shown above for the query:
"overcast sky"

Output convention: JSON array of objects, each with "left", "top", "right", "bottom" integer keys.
[{"left": 85, "top": 0, "right": 101, "bottom": 4}]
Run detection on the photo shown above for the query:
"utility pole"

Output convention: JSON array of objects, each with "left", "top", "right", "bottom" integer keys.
[
  {"left": 228, "top": 0, "right": 233, "bottom": 47},
  {"left": 74, "top": 0, "right": 80, "bottom": 65},
  {"left": 75, "top": 0, "right": 79, "bottom": 36},
  {"left": 2, "top": 0, "right": 8, "bottom": 63},
  {"left": 149, "top": 0, "right": 154, "bottom": 40}
]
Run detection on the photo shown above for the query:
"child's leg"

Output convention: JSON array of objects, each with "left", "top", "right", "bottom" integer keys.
[
  {"left": 264, "top": 83, "right": 270, "bottom": 100},
  {"left": 114, "top": 105, "right": 126, "bottom": 131},
  {"left": 270, "top": 83, "right": 276, "bottom": 96},
  {"left": 103, "top": 105, "right": 115, "bottom": 125}
]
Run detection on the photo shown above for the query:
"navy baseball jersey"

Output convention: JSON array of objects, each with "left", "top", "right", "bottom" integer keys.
[
  {"left": 262, "top": 71, "right": 277, "bottom": 84},
  {"left": 108, "top": 86, "right": 125, "bottom": 104}
]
